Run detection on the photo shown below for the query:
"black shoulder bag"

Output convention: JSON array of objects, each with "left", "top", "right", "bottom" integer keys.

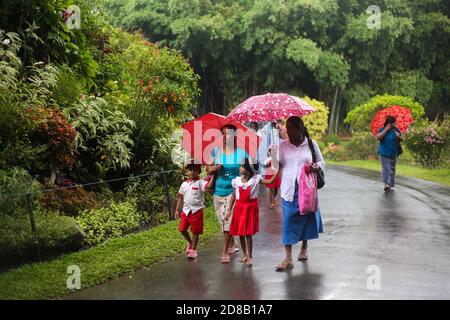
[{"left": 307, "top": 138, "right": 325, "bottom": 189}]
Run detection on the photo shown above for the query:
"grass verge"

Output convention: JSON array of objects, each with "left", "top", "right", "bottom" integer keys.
[
  {"left": 327, "top": 160, "right": 450, "bottom": 187},
  {"left": 0, "top": 208, "right": 220, "bottom": 300}
]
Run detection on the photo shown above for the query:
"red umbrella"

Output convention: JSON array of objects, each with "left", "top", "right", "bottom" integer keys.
[
  {"left": 370, "top": 105, "right": 414, "bottom": 136},
  {"left": 181, "top": 113, "right": 261, "bottom": 165},
  {"left": 227, "top": 93, "right": 315, "bottom": 122}
]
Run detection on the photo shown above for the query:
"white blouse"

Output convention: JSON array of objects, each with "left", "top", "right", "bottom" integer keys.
[
  {"left": 231, "top": 175, "right": 262, "bottom": 200},
  {"left": 278, "top": 138, "right": 325, "bottom": 202}
]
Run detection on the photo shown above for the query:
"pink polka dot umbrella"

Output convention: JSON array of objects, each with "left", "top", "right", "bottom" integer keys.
[{"left": 227, "top": 93, "right": 316, "bottom": 122}]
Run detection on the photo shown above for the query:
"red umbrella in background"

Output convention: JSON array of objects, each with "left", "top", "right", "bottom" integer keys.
[
  {"left": 227, "top": 93, "right": 315, "bottom": 122},
  {"left": 181, "top": 113, "right": 261, "bottom": 165},
  {"left": 370, "top": 105, "right": 414, "bottom": 136}
]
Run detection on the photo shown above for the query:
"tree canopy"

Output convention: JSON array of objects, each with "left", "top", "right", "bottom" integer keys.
[{"left": 104, "top": 0, "right": 450, "bottom": 132}]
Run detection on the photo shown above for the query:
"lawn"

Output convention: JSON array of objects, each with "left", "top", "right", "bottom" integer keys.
[
  {"left": 327, "top": 160, "right": 450, "bottom": 187},
  {"left": 0, "top": 208, "right": 220, "bottom": 300}
]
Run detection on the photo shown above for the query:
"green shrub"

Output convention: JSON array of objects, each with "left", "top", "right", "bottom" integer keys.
[
  {"left": 301, "top": 96, "right": 329, "bottom": 140},
  {"left": 125, "top": 172, "right": 182, "bottom": 224},
  {"left": 323, "top": 132, "right": 378, "bottom": 161},
  {"left": 345, "top": 95, "right": 426, "bottom": 131},
  {"left": 322, "top": 143, "right": 348, "bottom": 161},
  {"left": 347, "top": 132, "right": 378, "bottom": 160},
  {"left": 405, "top": 118, "right": 449, "bottom": 169},
  {"left": 0, "top": 210, "right": 84, "bottom": 267},
  {"left": 53, "top": 65, "right": 86, "bottom": 109},
  {"left": 64, "top": 96, "right": 136, "bottom": 173},
  {"left": 76, "top": 199, "right": 144, "bottom": 246},
  {"left": 0, "top": 167, "right": 40, "bottom": 215},
  {"left": 323, "top": 134, "right": 341, "bottom": 146}
]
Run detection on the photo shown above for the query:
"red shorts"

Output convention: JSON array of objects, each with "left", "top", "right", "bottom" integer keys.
[{"left": 179, "top": 209, "right": 204, "bottom": 234}]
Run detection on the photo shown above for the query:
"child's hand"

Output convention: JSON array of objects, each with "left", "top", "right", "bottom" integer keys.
[
  {"left": 225, "top": 210, "right": 232, "bottom": 221},
  {"left": 175, "top": 211, "right": 180, "bottom": 219}
]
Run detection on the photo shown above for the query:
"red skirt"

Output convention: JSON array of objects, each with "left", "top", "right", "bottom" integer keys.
[
  {"left": 264, "top": 174, "right": 281, "bottom": 189},
  {"left": 229, "top": 199, "right": 259, "bottom": 236}
]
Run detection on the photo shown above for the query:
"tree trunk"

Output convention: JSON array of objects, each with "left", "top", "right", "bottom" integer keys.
[
  {"left": 334, "top": 93, "right": 343, "bottom": 135},
  {"left": 328, "top": 85, "right": 339, "bottom": 135}
]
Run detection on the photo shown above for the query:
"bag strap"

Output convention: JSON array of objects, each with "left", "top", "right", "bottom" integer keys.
[{"left": 307, "top": 138, "right": 317, "bottom": 163}]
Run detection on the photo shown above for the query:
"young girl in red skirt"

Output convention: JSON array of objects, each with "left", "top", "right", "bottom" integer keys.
[
  {"left": 263, "top": 146, "right": 281, "bottom": 209},
  {"left": 225, "top": 158, "right": 279, "bottom": 267}
]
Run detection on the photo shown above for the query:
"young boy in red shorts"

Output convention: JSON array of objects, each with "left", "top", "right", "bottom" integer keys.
[{"left": 175, "top": 163, "right": 215, "bottom": 259}]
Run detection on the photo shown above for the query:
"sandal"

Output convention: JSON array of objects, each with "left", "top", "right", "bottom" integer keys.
[
  {"left": 270, "top": 203, "right": 275, "bottom": 209},
  {"left": 187, "top": 249, "right": 198, "bottom": 259},
  {"left": 228, "top": 246, "right": 239, "bottom": 254},
  {"left": 298, "top": 249, "right": 308, "bottom": 261},
  {"left": 220, "top": 255, "right": 231, "bottom": 264},
  {"left": 275, "top": 260, "right": 294, "bottom": 271}
]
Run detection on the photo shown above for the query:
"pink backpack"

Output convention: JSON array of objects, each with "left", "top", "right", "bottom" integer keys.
[{"left": 298, "top": 164, "right": 318, "bottom": 215}]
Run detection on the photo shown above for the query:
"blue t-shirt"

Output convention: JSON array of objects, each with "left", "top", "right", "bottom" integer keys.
[
  {"left": 378, "top": 127, "right": 400, "bottom": 158},
  {"left": 211, "top": 147, "right": 249, "bottom": 197}
]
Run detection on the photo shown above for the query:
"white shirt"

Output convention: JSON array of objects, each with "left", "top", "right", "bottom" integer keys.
[
  {"left": 278, "top": 138, "right": 325, "bottom": 202},
  {"left": 178, "top": 179, "right": 208, "bottom": 215},
  {"left": 231, "top": 175, "right": 262, "bottom": 200}
]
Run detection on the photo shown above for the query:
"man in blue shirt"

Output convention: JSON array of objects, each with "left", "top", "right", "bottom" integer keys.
[{"left": 376, "top": 116, "right": 403, "bottom": 191}]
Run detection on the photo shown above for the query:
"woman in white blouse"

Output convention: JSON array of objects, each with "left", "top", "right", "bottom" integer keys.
[{"left": 275, "top": 116, "right": 325, "bottom": 271}]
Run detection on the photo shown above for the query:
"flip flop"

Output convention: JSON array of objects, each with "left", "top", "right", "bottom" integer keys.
[
  {"left": 275, "top": 261, "right": 294, "bottom": 271},
  {"left": 228, "top": 246, "right": 239, "bottom": 254},
  {"left": 220, "top": 255, "right": 231, "bottom": 264},
  {"left": 297, "top": 250, "right": 308, "bottom": 261}
]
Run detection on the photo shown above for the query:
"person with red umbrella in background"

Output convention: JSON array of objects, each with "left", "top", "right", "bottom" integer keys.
[{"left": 376, "top": 116, "right": 403, "bottom": 192}]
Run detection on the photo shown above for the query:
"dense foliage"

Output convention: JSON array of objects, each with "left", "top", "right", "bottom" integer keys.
[{"left": 105, "top": 0, "right": 450, "bottom": 133}]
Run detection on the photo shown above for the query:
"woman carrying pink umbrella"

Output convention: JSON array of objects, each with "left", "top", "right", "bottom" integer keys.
[{"left": 228, "top": 93, "right": 324, "bottom": 270}]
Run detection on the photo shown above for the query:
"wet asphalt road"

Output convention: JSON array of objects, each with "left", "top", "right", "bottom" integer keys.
[{"left": 67, "top": 166, "right": 450, "bottom": 300}]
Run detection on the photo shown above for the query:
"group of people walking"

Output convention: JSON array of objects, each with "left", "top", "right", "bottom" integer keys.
[
  {"left": 174, "top": 114, "right": 402, "bottom": 271},
  {"left": 175, "top": 116, "right": 325, "bottom": 271}
]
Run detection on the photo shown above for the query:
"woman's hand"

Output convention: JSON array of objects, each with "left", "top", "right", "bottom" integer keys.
[
  {"left": 225, "top": 209, "right": 232, "bottom": 221},
  {"left": 309, "top": 163, "right": 320, "bottom": 173}
]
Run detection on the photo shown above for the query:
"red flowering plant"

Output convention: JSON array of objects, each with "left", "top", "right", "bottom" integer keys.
[
  {"left": 108, "top": 35, "right": 201, "bottom": 171},
  {"left": 24, "top": 106, "right": 77, "bottom": 182}
]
